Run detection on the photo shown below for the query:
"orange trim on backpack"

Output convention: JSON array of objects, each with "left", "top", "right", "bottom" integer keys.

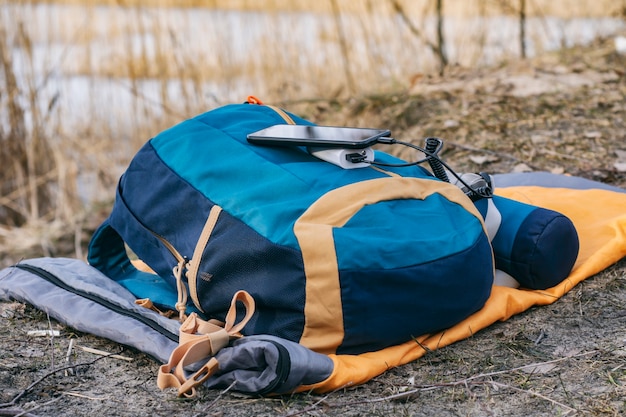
[{"left": 246, "top": 95, "right": 264, "bottom": 105}]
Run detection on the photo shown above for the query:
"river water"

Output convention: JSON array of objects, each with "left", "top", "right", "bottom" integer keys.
[{"left": 1, "top": 3, "right": 624, "bottom": 136}]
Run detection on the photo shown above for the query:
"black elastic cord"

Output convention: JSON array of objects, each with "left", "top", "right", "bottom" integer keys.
[{"left": 424, "top": 137, "right": 449, "bottom": 182}]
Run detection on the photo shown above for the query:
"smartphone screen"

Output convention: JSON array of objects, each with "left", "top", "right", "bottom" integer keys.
[{"left": 247, "top": 124, "right": 391, "bottom": 149}]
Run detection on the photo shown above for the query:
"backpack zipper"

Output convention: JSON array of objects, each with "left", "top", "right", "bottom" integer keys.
[
  {"left": 265, "top": 104, "right": 296, "bottom": 125},
  {"left": 148, "top": 230, "right": 190, "bottom": 320},
  {"left": 162, "top": 104, "right": 296, "bottom": 316},
  {"left": 186, "top": 205, "right": 223, "bottom": 313},
  {"left": 151, "top": 231, "right": 185, "bottom": 264},
  {"left": 14, "top": 263, "right": 179, "bottom": 343}
]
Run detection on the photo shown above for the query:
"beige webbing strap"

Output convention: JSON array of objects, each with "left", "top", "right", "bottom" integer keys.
[{"left": 157, "top": 290, "right": 255, "bottom": 398}]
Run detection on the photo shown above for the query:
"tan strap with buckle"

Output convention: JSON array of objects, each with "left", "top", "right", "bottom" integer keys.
[{"left": 157, "top": 290, "right": 255, "bottom": 397}]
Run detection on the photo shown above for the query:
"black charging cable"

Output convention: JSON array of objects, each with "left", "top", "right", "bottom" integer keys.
[{"left": 370, "top": 136, "right": 493, "bottom": 201}]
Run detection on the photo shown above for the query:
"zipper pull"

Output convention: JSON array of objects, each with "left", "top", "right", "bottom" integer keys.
[{"left": 173, "top": 258, "right": 189, "bottom": 322}]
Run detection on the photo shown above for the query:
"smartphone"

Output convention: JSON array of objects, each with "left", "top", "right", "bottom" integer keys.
[{"left": 247, "top": 124, "right": 391, "bottom": 149}]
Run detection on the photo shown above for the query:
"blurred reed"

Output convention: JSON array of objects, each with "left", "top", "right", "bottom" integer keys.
[{"left": 0, "top": 0, "right": 623, "bottom": 240}]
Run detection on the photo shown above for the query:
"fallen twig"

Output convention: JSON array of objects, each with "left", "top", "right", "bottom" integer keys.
[
  {"left": 62, "top": 391, "right": 110, "bottom": 401},
  {"left": 75, "top": 345, "right": 133, "bottom": 362},
  {"left": 0, "top": 408, "right": 40, "bottom": 417},
  {"left": 0, "top": 349, "right": 123, "bottom": 408},
  {"left": 0, "top": 397, "right": 61, "bottom": 417},
  {"left": 281, "top": 350, "right": 598, "bottom": 416},
  {"left": 459, "top": 349, "right": 597, "bottom": 384},
  {"left": 64, "top": 339, "right": 75, "bottom": 376},
  {"left": 191, "top": 381, "right": 238, "bottom": 417},
  {"left": 25, "top": 330, "right": 60, "bottom": 337},
  {"left": 281, "top": 395, "right": 330, "bottom": 417},
  {"left": 489, "top": 381, "right": 577, "bottom": 415},
  {"left": 46, "top": 314, "right": 55, "bottom": 369}
]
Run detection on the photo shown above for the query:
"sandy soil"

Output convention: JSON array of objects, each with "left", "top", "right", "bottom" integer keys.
[{"left": 1, "top": 36, "right": 625, "bottom": 416}]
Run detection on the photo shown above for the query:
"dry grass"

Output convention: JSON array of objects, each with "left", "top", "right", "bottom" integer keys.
[
  {"left": 7, "top": 0, "right": 626, "bottom": 17},
  {"left": 0, "top": 26, "right": 77, "bottom": 228},
  {"left": 0, "top": 1, "right": 624, "bottom": 251}
]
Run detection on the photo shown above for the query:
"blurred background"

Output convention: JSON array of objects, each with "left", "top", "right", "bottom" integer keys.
[{"left": 0, "top": 0, "right": 625, "bottom": 243}]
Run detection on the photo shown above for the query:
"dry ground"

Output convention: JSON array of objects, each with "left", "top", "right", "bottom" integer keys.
[{"left": 1, "top": 36, "right": 626, "bottom": 416}]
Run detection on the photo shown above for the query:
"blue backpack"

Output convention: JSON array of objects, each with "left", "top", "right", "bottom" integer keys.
[{"left": 88, "top": 100, "right": 494, "bottom": 355}]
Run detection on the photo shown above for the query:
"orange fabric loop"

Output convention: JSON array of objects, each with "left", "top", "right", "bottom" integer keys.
[{"left": 246, "top": 95, "right": 264, "bottom": 105}]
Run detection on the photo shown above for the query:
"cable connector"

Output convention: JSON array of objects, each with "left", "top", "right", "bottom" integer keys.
[
  {"left": 308, "top": 147, "right": 374, "bottom": 169},
  {"left": 376, "top": 137, "right": 396, "bottom": 145},
  {"left": 345, "top": 151, "right": 368, "bottom": 163},
  {"left": 451, "top": 172, "right": 494, "bottom": 201}
]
